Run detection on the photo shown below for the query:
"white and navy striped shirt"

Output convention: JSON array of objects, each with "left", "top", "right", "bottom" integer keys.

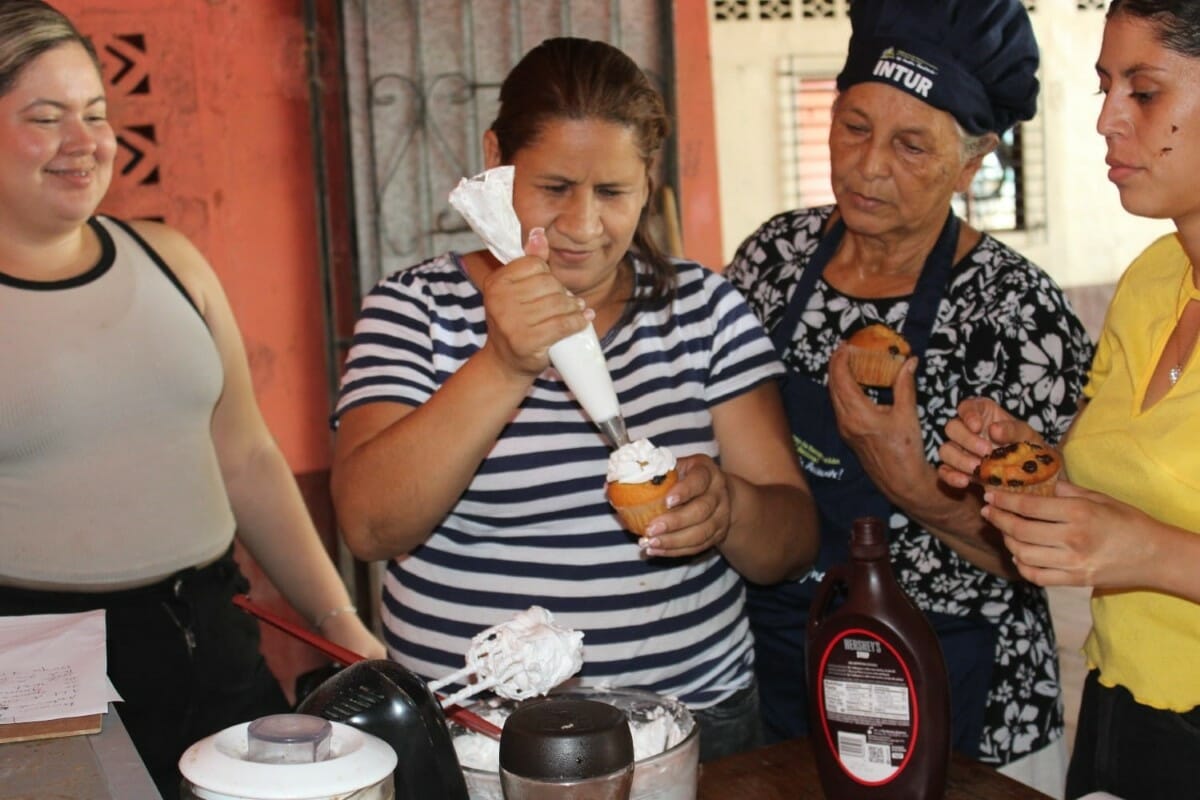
[{"left": 334, "top": 253, "right": 784, "bottom": 708}]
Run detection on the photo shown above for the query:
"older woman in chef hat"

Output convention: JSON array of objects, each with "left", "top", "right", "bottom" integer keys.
[{"left": 726, "top": 0, "right": 1093, "bottom": 795}]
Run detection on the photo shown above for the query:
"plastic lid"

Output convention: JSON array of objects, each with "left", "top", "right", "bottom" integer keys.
[
  {"left": 499, "top": 697, "right": 633, "bottom": 781},
  {"left": 247, "top": 714, "right": 332, "bottom": 764},
  {"left": 179, "top": 716, "right": 396, "bottom": 800}
]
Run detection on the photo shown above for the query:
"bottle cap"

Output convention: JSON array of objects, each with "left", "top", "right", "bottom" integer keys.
[{"left": 851, "top": 516, "right": 889, "bottom": 558}]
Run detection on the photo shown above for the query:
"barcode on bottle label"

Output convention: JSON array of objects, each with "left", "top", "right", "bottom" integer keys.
[{"left": 837, "top": 731, "right": 866, "bottom": 759}]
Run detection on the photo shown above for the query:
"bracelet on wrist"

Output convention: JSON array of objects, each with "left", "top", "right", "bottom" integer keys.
[{"left": 314, "top": 604, "right": 357, "bottom": 631}]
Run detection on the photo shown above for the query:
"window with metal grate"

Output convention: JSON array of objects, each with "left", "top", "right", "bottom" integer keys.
[{"left": 776, "top": 61, "right": 1047, "bottom": 234}]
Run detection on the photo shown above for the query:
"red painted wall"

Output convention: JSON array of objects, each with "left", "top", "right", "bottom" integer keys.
[
  {"left": 61, "top": 1, "right": 331, "bottom": 472},
  {"left": 58, "top": 0, "right": 336, "bottom": 698},
  {"left": 673, "top": 0, "right": 724, "bottom": 269}
]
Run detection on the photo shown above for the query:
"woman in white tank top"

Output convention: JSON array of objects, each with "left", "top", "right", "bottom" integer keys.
[{"left": 0, "top": 3, "right": 384, "bottom": 797}]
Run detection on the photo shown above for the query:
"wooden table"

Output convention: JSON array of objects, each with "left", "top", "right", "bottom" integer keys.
[{"left": 698, "top": 737, "right": 1052, "bottom": 799}]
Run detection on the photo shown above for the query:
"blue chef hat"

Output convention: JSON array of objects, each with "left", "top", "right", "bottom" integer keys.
[{"left": 836, "top": 0, "right": 1040, "bottom": 135}]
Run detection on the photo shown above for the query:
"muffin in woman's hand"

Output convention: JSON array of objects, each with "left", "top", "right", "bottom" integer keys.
[
  {"left": 845, "top": 324, "right": 912, "bottom": 387},
  {"left": 605, "top": 438, "right": 678, "bottom": 536},
  {"left": 973, "top": 441, "right": 1061, "bottom": 496}
]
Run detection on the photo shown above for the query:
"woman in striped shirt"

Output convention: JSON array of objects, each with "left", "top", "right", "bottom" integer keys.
[{"left": 331, "top": 36, "right": 818, "bottom": 761}]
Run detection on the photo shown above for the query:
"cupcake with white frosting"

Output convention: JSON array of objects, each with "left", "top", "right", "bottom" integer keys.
[{"left": 605, "top": 438, "right": 678, "bottom": 536}]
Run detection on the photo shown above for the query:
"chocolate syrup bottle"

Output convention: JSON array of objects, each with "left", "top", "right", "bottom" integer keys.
[{"left": 806, "top": 516, "right": 951, "bottom": 799}]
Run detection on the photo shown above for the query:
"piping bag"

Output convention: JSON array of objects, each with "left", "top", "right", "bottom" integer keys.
[{"left": 449, "top": 166, "right": 630, "bottom": 448}]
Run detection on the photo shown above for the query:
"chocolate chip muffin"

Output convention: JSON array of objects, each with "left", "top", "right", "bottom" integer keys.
[
  {"left": 974, "top": 441, "right": 1061, "bottom": 495},
  {"left": 845, "top": 324, "right": 912, "bottom": 387}
]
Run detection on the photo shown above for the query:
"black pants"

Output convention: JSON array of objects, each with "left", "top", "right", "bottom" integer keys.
[
  {"left": 1066, "top": 669, "right": 1200, "bottom": 799},
  {"left": 0, "top": 549, "right": 289, "bottom": 800}
]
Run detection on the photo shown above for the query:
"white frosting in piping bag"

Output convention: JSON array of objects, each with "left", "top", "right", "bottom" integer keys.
[
  {"left": 448, "top": 167, "right": 524, "bottom": 264},
  {"left": 448, "top": 167, "right": 623, "bottom": 426}
]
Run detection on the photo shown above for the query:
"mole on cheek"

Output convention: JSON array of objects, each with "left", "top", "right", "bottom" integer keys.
[{"left": 1172, "top": 124, "right": 1179, "bottom": 133}]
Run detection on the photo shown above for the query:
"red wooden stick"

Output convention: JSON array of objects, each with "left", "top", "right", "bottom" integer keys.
[{"left": 234, "top": 593, "right": 365, "bottom": 665}]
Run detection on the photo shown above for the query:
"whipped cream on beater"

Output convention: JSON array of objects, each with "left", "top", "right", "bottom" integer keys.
[
  {"left": 606, "top": 438, "right": 676, "bottom": 484},
  {"left": 468, "top": 606, "right": 584, "bottom": 701}
]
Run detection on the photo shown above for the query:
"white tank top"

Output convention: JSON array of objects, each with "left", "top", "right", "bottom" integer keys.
[{"left": 0, "top": 217, "right": 234, "bottom": 590}]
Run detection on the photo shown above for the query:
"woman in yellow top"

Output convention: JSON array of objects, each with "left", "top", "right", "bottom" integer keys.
[{"left": 939, "top": 2, "right": 1200, "bottom": 797}]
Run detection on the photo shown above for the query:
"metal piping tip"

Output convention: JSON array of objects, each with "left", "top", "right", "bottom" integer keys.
[{"left": 596, "top": 416, "right": 630, "bottom": 450}]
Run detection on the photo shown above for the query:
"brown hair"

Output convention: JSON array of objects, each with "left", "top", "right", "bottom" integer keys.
[
  {"left": 0, "top": 0, "right": 100, "bottom": 97},
  {"left": 490, "top": 37, "right": 675, "bottom": 307},
  {"left": 1108, "top": 0, "right": 1200, "bottom": 58}
]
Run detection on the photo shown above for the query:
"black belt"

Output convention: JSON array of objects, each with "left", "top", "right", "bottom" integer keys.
[{"left": 0, "top": 545, "right": 237, "bottom": 611}]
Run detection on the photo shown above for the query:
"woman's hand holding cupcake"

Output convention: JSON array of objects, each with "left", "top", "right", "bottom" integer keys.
[
  {"left": 937, "top": 396, "right": 1049, "bottom": 490},
  {"left": 606, "top": 439, "right": 735, "bottom": 558},
  {"left": 825, "top": 344, "right": 929, "bottom": 508},
  {"left": 933, "top": 395, "right": 1140, "bottom": 586},
  {"left": 977, "top": 481, "right": 1170, "bottom": 590},
  {"left": 635, "top": 455, "right": 738, "bottom": 558}
]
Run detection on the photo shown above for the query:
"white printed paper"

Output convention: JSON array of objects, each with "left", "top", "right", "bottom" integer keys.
[{"left": 0, "top": 609, "right": 121, "bottom": 724}]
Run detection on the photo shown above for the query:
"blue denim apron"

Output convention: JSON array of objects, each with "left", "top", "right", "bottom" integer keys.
[{"left": 747, "top": 211, "right": 996, "bottom": 757}]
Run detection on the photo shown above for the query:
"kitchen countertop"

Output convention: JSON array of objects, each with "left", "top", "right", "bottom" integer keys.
[{"left": 0, "top": 705, "right": 161, "bottom": 800}]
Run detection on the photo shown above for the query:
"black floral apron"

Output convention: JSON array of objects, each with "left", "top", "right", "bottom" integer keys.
[{"left": 748, "top": 211, "right": 996, "bottom": 757}]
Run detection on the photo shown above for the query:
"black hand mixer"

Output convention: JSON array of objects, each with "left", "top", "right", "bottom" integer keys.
[{"left": 234, "top": 595, "right": 492, "bottom": 800}]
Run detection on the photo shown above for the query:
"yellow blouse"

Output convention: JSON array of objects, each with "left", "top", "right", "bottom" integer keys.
[{"left": 1064, "top": 233, "right": 1200, "bottom": 712}]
